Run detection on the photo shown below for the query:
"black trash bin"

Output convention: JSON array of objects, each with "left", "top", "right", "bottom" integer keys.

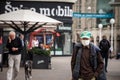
[
  {"left": 116, "top": 53, "right": 120, "bottom": 59},
  {"left": 32, "top": 54, "right": 51, "bottom": 69}
]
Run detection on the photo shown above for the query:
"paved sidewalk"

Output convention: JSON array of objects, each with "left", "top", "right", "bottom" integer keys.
[
  {"left": 107, "top": 59, "right": 120, "bottom": 80},
  {"left": 0, "top": 57, "right": 120, "bottom": 80},
  {"left": 0, "top": 57, "right": 72, "bottom": 80}
]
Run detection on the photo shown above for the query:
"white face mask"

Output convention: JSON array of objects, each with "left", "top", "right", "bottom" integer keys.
[{"left": 81, "top": 40, "right": 90, "bottom": 46}]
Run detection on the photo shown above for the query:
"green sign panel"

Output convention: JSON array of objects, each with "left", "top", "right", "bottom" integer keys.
[{"left": 73, "top": 13, "right": 114, "bottom": 18}]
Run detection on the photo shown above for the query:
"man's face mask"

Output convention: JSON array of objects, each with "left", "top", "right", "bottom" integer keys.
[{"left": 81, "top": 39, "right": 90, "bottom": 46}]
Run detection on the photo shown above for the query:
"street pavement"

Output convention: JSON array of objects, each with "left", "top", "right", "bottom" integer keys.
[{"left": 0, "top": 57, "right": 120, "bottom": 80}]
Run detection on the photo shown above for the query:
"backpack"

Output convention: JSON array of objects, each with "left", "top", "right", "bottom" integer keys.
[{"left": 100, "top": 40, "right": 110, "bottom": 52}]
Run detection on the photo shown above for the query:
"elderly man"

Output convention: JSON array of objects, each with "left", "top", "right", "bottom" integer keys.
[
  {"left": 71, "top": 31, "right": 104, "bottom": 80},
  {"left": 6, "top": 31, "right": 23, "bottom": 80}
]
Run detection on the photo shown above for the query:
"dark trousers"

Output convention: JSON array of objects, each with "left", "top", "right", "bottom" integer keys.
[{"left": 102, "top": 51, "right": 109, "bottom": 71}]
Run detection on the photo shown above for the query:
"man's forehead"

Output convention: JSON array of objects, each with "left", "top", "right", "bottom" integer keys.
[
  {"left": 81, "top": 38, "right": 90, "bottom": 40},
  {"left": 9, "top": 33, "right": 15, "bottom": 36}
]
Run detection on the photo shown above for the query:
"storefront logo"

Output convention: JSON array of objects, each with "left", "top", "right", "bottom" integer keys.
[
  {"left": 5, "top": 2, "right": 73, "bottom": 17},
  {"left": 58, "top": 26, "right": 71, "bottom": 30},
  {"left": 37, "top": 60, "right": 44, "bottom": 64}
]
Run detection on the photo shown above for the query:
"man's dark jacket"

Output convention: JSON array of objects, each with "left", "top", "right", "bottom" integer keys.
[
  {"left": 6, "top": 37, "right": 23, "bottom": 55},
  {"left": 71, "top": 43, "right": 104, "bottom": 80}
]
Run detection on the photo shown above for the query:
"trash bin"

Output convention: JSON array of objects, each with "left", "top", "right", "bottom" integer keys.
[
  {"left": 32, "top": 54, "right": 51, "bottom": 69},
  {"left": 116, "top": 53, "right": 120, "bottom": 59}
]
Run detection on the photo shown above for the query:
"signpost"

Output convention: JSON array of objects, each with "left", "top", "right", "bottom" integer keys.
[{"left": 73, "top": 13, "right": 114, "bottom": 18}]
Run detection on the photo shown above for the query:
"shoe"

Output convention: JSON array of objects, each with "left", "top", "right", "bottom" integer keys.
[
  {"left": 105, "top": 69, "right": 108, "bottom": 72},
  {"left": 30, "top": 76, "right": 32, "bottom": 79}
]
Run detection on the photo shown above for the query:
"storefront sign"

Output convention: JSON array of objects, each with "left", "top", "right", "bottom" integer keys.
[
  {"left": 0, "top": 1, "right": 73, "bottom": 23},
  {"left": 58, "top": 26, "right": 71, "bottom": 31},
  {"left": 0, "top": 2, "right": 73, "bottom": 17}
]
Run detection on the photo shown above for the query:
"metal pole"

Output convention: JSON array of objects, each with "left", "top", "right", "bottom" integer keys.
[
  {"left": 98, "top": 24, "right": 103, "bottom": 42},
  {"left": 111, "top": 23, "right": 114, "bottom": 52},
  {"left": 99, "top": 28, "right": 102, "bottom": 41},
  {"left": 53, "top": 35, "right": 56, "bottom": 55},
  {"left": 23, "top": 22, "right": 28, "bottom": 64}
]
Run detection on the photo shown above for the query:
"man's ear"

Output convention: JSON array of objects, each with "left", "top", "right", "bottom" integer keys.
[
  {"left": 80, "top": 38, "right": 82, "bottom": 42},
  {"left": 80, "top": 38, "right": 82, "bottom": 40}
]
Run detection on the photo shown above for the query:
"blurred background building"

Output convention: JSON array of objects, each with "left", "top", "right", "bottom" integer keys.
[
  {"left": 72, "top": 0, "right": 120, "bottom": 54},
  {"left": 0, "top": 0, "right": 120, "bottom": 56},
  {"left": 0, "top": 0, "right": 77, "bottom": 56},
  {"left": 110, "top": 0, "right": 120, "bottom": 54}
]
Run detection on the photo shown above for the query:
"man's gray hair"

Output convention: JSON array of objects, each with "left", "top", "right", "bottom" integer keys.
[{"left": 9, "top": 31, "right": 16, "bottom": 36}]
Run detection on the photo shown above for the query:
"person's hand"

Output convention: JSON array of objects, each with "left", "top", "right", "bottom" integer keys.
[
  {"left": 8, "top": 37, "right": 11, "bottom": 43},
  {"left": 12, "top": 47, "right": 18, "bottom": 51},
  {"left": 91, "top": 77, "right": 96, "bottom": 80}
]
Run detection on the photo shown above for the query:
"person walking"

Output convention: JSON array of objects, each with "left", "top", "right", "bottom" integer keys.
[
  {"left": 71, "top": 31, "right": 104, "bottom": 80},
  {"left": 99, "top": 35, "right": 110, "bottom": 72},
  {"left": 19, "top": 34, "right": 24, "bottom": 47},
  {"left": 19, "top": 34, "right": 25, "bottom": 65},
  {"left": 6, "top": 31, "right": 23, "bottom": 80}
]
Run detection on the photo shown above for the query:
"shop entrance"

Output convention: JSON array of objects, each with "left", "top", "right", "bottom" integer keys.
[
  {"left": 63, "top": 32, "right": 71, "bottom": 55},
  {"left": 55, "top": 32, "right": 72, "bottom": 56}
]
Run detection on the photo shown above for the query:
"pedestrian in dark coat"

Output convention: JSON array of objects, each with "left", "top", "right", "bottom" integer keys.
[
  {"left": 71, "top": 31, "right": 104, "bottom": 80},
  {"left": 99, "top": 35, "right": 110, "bottom": 72},
  {"left": 6, "top": 31, "right": 23, "bottom": 80}
]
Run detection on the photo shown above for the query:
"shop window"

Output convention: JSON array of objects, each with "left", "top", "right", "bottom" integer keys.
[
  {"left": 36, "top": 35, "right": 44, "bottom": 44},
  {"left": 46, "top": 34, "right": 52, "bottom": 45}
]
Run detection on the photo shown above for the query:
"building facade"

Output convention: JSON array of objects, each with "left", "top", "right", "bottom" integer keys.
[
  {"left": 0, "top": 0, "right": 77, "bottom": 56},
  {"left": 72, "top": 0, "right": 97, "bottom": 42},
  {"left": 111, "top": 0, "right": 120, "bottom": 54},
  {"left": 72, "top": 0, "right": 120, "bottom": 54}
]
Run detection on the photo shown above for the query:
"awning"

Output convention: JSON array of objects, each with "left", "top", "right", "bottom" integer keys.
[
  {"left": 0, "top": 9, "right": 63, "bottom": 63},
  {"left": 0, "top": 9, "right": 63, "bottom": 33}
]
